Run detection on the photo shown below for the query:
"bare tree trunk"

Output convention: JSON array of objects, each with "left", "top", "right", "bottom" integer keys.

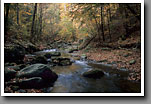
[
  {"left": 124, "top": 7, "right": 129, "bottom": 38},
  {"left": 4, "top": 3, "right": 10, "bottom": 42},
  {"left": 16, "top": 3, "right": 19, "bottom": 25},
  {"left": 101, "top": 6, "right": 105, "bottom": 41},
  {"left": 107, "top": 8, "right": 111, "bottom": 42},
  {"left": 31, "top": 3, "right": 37, "bottom": 42},
  {"left": 92, "top": 13, "right": 101, "bottom": 43},
  {"left": 108, "top": 4, "right": 112, "bottom": 22},
  {"left": 39, "top": 3, "right": 43, "bottom": 36}
]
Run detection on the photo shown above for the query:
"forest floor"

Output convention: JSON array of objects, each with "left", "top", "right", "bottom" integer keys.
[{"left": 78, "top": 34, "right": 141, "bottom": 82}]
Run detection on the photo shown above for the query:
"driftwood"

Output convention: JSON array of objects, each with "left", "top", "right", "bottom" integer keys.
[{"left": 79, "top": 34, "right": 97, "bottom": 50}]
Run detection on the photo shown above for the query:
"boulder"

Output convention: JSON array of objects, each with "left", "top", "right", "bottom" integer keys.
[
  {"left": 5, "top": 45, "right": 25, "bottom": 64},
  {"left": 5, "top": 63, "right": 17, "bottom": 66},
  {"left": 83, "top": 69, "right": 104, "bottom": 79},
  {"left": 81, "top": 54, "right": 87, "bottom": 59},
  {"left": 129, "top": 60, "right": 136, "bottom": 65},
  {"left": 24, "top": 43, "right": 39, "bottom": 53},
  {"left": 51, "top": 57, "right": 72, "bottom": 66},
  {"left": 44, "top": 53, "right": 52, "bottom": 58},
  {"left": 101, "top": 48, "right": 111, "bottom": 51},
  {"left": 13, "top": 64, "right": 58, "bottom": 89},
  {"left": 31, "top": 56, "right": 47, "bottom": 64},
  {"left": 7, "top": 77, "right": 52, "bottom": 89},
  {"left": 5, "top": 66, "right": 21, "bottom": 71},
  {"left": 16, "top": 64, "right": 58, "bottom": 80},
  {"left": 5, "top": 67, "right": 17, "bottom": 81},
  {"left": 47, "top": 51, "right": 61, "bottom": 56},
  {"left": 59, "top": 59, "right": 72, "bottom": 66},
  {"left": 4, "top": 41, "right": 39, "bottom": 64}
]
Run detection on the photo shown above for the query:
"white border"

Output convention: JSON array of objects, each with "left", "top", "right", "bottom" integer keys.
[{"left": 1, "top": 0, "right": 144, "bottom": 96}]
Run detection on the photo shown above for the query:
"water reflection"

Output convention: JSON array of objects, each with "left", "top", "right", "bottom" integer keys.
[{"left": 51, "top": 60, "right": 140, "bottom": 93}]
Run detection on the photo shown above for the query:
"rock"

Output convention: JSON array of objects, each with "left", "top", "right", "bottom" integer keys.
[
  {"left": 101, "top": 48, "right": 111, "bottom": 51},
  {"left": 129, "top": 60, "right": 136, "bottom": 65},
  {"left": 47, "top": 51, "right": 61, "bottom": 56},
  {"left": 18, "top": 64, "right": 27, "bottom": 69},
  {"left": 18, "top": 89, "right": 27, "bottom": 93},
  {"left": 12, "top": 64, "right": 58, "bottom": 89},
  {"left": 83, "top": 69, "right": 104, "bottom": 79},
  {"left": 51, "top": 57, "right": 72, "bottom": 66},
  {"left": 120, "top": 67, "right": 128, "bottom": 71},
  {"left": 23, "top": 54, "right": 36, "bottom": 64},
  {"left": 81, "top": 54, "right": 87, "bottom": 59},
  {"left": 5, "top": 65, "right": 20, "bottom": 71},
  {"left": 123, "top": 54, "right": 129, "bottom": 57},
  {"left": 11, "top": 86, "right": 19, "bottom": 91},
  {"left": 60, "top": 59, "right": 72, "bottom": 66},
  {"left": 16, "top": 64, "right": 58, "bottom": 80},
  {"left": 98, "top": 60, "right": 108, "bottom": 63},
  {"left": 68, "top": 48, "right": 78, "bottom": 53},
  {"left": 5, "top": 67, "right": 17, "bottom": 81},
  {"left": 32, "top": 56, "right": 47, "bottom": 64},
  {"left": 5, "top": 45, "right": 25, "bottom": 64},
  {"left": 24, "top": 43, "right": 39, "bottom": 53},
  {"left": 110, "top": 61, "right": 117, "bottom": 65},
  {"left": 5, "top": 63, "right": 17, "bottom": 66},
  {"left": 44, "top": 53, "right": 51, "bottom": 58},
  {"left": 8, "top": 77, "right": 47, "bottom": 89},
  {"left": 4, "top": 41, "right": 39, "bottom": 64}
]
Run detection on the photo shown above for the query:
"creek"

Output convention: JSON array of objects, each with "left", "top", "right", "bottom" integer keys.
[{"left": 34, "top": 49, "right": 141, "bottom": 93}]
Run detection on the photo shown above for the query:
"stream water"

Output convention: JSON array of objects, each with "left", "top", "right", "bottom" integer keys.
[{"left": 35, "top": 49, "right": 141, "bottom": 93}]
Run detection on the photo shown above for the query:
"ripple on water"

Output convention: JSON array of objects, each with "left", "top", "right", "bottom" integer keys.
[
  {"left": 42, "top": 49, "right": 57, "bottom": 52},
  {"left": 51, "top": 73, "right": 89, "bottom": 92},
  {"left": 74, "top": 60, "right": 88, "bottom": 66}
]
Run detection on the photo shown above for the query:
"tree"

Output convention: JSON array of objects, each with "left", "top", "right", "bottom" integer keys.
[
  {"left": 39, "top": 3, "right": 43, "bottom": 36},
  {"left": 31, "top": 3, "right": 37, "bottom": 42},
  {"left": 100, "top": 5, "right": 105, "bottom": 41},
  {"left": 125, "top": 4, "right": 141, "bottom": 22},
  {"left": 4, "top": 3, "right": 11, "bottom": 42},
  {"left": 107, "top": 4, "right": 111, "bottom": 42},
  {"left": 16, "top": 3, "right": 19, "bottom": 25}
]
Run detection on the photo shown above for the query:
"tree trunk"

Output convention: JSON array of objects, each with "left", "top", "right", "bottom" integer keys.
[
  {"left": 124, "top": 7, "right": 129, "bottom": 38},
  {"left": 4, "top": 3, "right": 10, "bottom": 42},
  {"left": 39, "top": 3, "right": 43, "bottom": 36},
  {"left": 107, "top": 9, "right": 111, "bottom": 42},
  {"left": 101, "top": 6, "right": 105, "bottom": 41},
  {"left": 16, "top": 3, "right": 19, "bottom": 25},
  {"left": 31, "top": 3, "right": 37, "bottom": 42},
  {"left": 108, "top": 4, "right": 112, "bottom": 22}
]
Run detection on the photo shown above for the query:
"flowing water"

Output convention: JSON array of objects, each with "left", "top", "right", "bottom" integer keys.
[{"left": 35, "top": 49, "right": 141, "bottom": 93}]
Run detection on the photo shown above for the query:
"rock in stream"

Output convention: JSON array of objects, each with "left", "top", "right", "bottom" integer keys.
[{"left": 7, "top": 64, "right": 58, "bottom": 89}]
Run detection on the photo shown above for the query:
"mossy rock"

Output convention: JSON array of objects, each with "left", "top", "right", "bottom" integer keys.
[
  {"left": 46, "top": 51, "right": 61, "bottom": 56},
  {"left": 129, "top": 60, "right": 136, "bottom": 65},
  {"left": 83, "top": 69, "right": 104, "bottom": 79},
  {"left": 5, "top": 67, "right": 17, "bottom": 81},
  {"left": 32, "top": 56, "right": 47, "bottom": 64},
  {"left": 51, "top": 57, "right": 72, "bottom": 66}
]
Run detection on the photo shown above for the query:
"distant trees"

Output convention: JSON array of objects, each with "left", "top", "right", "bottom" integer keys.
[
  {"left": 69, "top": 3, "right": 141, "bottom": 43},
  {"left": 4, "top": 3, "right": 141, "bottom": 44}
]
